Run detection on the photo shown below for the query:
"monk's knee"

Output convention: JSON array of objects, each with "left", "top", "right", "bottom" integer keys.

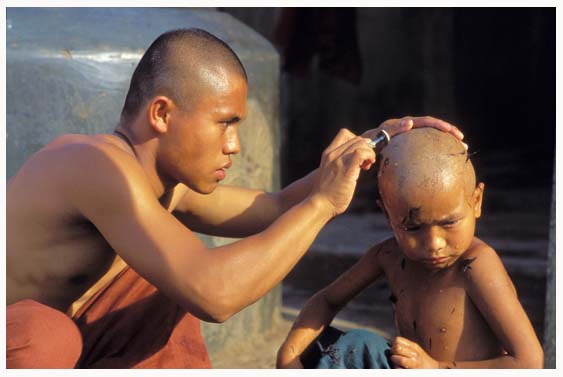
[{"left": 7, "top": 299, "right": 83, "bottom": 368}]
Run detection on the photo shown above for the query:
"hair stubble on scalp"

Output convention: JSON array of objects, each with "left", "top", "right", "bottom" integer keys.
[
  {"left": 376, "top": 128, "right": 477, "bottom": 203},
  {"left": 119, "top": 28, "right": 247, "bottom": 124}
]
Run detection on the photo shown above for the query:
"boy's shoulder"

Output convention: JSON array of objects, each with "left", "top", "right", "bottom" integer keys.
[
  {"left": 456, "top": 237, "right": 500, "bottom": 272},
  {"left": 454, "top": 237, "right": 511, "bottom": 287},
  {"left": 364, "top": 236, "right": 403, "bottom": 270}
]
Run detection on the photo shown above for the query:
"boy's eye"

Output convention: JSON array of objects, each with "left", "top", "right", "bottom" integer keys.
[
  {"left": 402, "top": 225, "right": 421, "bottom": 232},
  {"left": 441, "top": 219, "right": 460, "bottom": 228}
]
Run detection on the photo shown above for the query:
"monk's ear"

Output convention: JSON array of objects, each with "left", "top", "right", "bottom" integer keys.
[
  {"left": 472, "top": 182, "right": 485, "bottom": 218},
  {"left": 147, "top": 96, "right": 173, "bottom": 134}
]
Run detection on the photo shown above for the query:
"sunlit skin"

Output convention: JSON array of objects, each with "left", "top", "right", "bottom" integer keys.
[
  {"left": 9, "top": 59, "right": 468, "bottom": 322},
  {"left": 8, "top": 28, "right": 472, "bottom": 370},
  {"left": 277, "top": 129, "right": 543, "bottom": 369},
  {"left": 157, "top": 68, "right": 247, "bottom": 194},
  {"left": 380, "top": 177, "right": 483, "bottom": 272}
]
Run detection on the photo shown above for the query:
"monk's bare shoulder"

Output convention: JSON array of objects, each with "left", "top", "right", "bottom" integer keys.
[
  {"left": 42, "top": 133, "right": 139, "bottom": 172},
  {"left": 9, "top": 133, "right": 156, "bottom": 218},
  {"left": 45, "top": 134, "right": 146, "bottom": 185},
  {"left": 13, "top": 134, "right": 138, "bottom": 179}
]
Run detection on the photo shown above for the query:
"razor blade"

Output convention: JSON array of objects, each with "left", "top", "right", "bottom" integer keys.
[{"left": 367, "top": 130, "right": 391, "bottom": 149}]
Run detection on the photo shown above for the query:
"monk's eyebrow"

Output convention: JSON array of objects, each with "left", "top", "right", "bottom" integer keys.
[{"left": 220, "top": 116, "right": 241, "bottom": 124}]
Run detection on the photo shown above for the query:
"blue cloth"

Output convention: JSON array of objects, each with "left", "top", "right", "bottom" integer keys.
[{"left": 301, "top": 327, "right": 393, "bottom": 369}]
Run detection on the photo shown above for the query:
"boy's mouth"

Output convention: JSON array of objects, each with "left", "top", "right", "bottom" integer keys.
[{"left": 424, "top": 256, "right": 450, "bottom": 265}]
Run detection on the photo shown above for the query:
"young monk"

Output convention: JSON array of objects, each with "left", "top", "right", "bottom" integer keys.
[{"left": 277, "top": 128, "right": 544, "bottom": 369}]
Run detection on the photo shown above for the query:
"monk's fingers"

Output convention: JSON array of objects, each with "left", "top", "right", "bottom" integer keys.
[
  {"left": 445, "top": 123, "right": 468, "bottom": 149},
  {"left": 379, "top": 118, "right": 413, "bottom": 138},
  {"left": 448, "top": 124, "right": 465, "bottom": 140},
  {"left": 338, "top": 137, "right": 377, "bottom": 174},
  {"left": 410, "top": 115, "right": 466, "bottom": 143},
  {"left": 324, "top": 128, "right": 358, "bottom": 154},
  {"left": 410, "top": 115, "right": 451, "bottom": 132}
]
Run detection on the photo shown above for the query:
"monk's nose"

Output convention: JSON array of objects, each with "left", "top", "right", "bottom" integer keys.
[{"left": 224, "top": 127, "right": 240, "bottom": 155}]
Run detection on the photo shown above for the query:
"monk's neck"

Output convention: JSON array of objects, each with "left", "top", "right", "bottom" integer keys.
[{"left": 113, "top": 126, "right": 176, "bottom": 199}]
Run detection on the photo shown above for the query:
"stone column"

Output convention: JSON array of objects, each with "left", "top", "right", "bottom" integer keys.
[{"left": 6, "top": 7, "right": 280, "bottom": 362}]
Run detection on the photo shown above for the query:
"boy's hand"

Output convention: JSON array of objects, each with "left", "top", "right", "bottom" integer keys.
[
  {"left": 390, "top": 336, "right": 439, "bottom": 369},
  {"left": 362, "top": 116, "right": 468, "bottom": 150}
]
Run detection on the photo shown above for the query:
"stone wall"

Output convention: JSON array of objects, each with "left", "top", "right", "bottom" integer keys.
[{"left": 6, "top": 7, "right": 281, "bottom": 361}]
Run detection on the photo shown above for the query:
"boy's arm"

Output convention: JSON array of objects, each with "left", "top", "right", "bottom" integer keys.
[
  {"left": 390, "top": 244, "right": 543, "bottom": 369},
  {"left": 276, "top": 242, "right": 387, "bottom": 368},
  {"left": 455, "top": 245, "right": 543, "bottom": 368}
]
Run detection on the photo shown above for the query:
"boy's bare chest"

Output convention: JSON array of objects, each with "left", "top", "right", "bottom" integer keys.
[
  {"left": 395, "top": 282, "right": 466, "bottom": 350},
  {"left": 386, "top": 263, "right": 470, "bottom": 356}
]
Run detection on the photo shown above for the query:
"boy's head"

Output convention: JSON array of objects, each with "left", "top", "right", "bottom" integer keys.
[{"left": 376, "top": 128, "right": 485, "bottom": 270}]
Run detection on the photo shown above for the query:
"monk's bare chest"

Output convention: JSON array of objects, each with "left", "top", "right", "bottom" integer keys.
[{"left": 7, "top": 184, "right": 185, "bottom": 310}]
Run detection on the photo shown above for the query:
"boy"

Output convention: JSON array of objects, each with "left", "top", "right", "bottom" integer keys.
[{"left": 277, "top": 128, "right": 543, "bottom": 369}]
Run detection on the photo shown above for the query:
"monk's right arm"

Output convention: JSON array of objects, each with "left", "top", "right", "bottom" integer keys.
[{"left": 63, "top": 132, "right": 374, "bottom": 323}]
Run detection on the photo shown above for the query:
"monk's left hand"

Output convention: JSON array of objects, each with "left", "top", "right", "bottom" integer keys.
[
  {"left": 390, "top": 336, "right": 439, "bottom": 369},
  {"left": 361, "top": 115, "right": 468, "bottom": 150}
]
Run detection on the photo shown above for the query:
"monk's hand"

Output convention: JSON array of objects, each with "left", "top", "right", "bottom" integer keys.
[
  {"left": 390, "top": 336, "right": 439, "bottom": 369},
  {"left": 311, "top": 128, "right": 376, "bottom": 217},
  {"left": 361, "top": 116, "right": 468, "bottom": 150}
]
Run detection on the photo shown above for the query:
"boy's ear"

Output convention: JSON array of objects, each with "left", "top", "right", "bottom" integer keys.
[
  {"left": 147, "top": 96, "right": 173, "bottom": 134},
  {"left": 472, "top": 182, "right": 485, "bottom": 218},
  {"left": 376, "top": 198, "right": 390, "bottom": 221}
]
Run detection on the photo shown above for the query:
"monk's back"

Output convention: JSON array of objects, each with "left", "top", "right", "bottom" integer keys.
[{"left": 7, "top": 134, "right": 126, "bottom": 311}]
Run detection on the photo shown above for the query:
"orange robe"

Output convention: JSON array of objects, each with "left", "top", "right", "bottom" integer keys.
[{"left": 7, "top": 267, "right": 211, "bottom": 369}]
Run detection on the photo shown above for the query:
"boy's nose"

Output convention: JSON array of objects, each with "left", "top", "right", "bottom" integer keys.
[{"left": 425, "top": 227, "right": 446, "bottom": 253}]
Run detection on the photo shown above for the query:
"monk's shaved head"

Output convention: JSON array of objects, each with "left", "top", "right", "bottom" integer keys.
[
  {"left": 121, "top": 28, "right": 247, "bottom": 122},
  {"left": 377, "top": 128, "right": 476, "bottom": 203}
]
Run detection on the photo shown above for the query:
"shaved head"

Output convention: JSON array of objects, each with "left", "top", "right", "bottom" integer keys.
[
  {"left": 377, "top": 128, "right": 476, "bottom": 203},
  {"left": 121, "top": 28, "right": 247, "bottom": 122}
]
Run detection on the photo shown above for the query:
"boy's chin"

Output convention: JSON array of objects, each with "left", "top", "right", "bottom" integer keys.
[{"left": 418, "top": 256, "right": 457, "bottom": 271}]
